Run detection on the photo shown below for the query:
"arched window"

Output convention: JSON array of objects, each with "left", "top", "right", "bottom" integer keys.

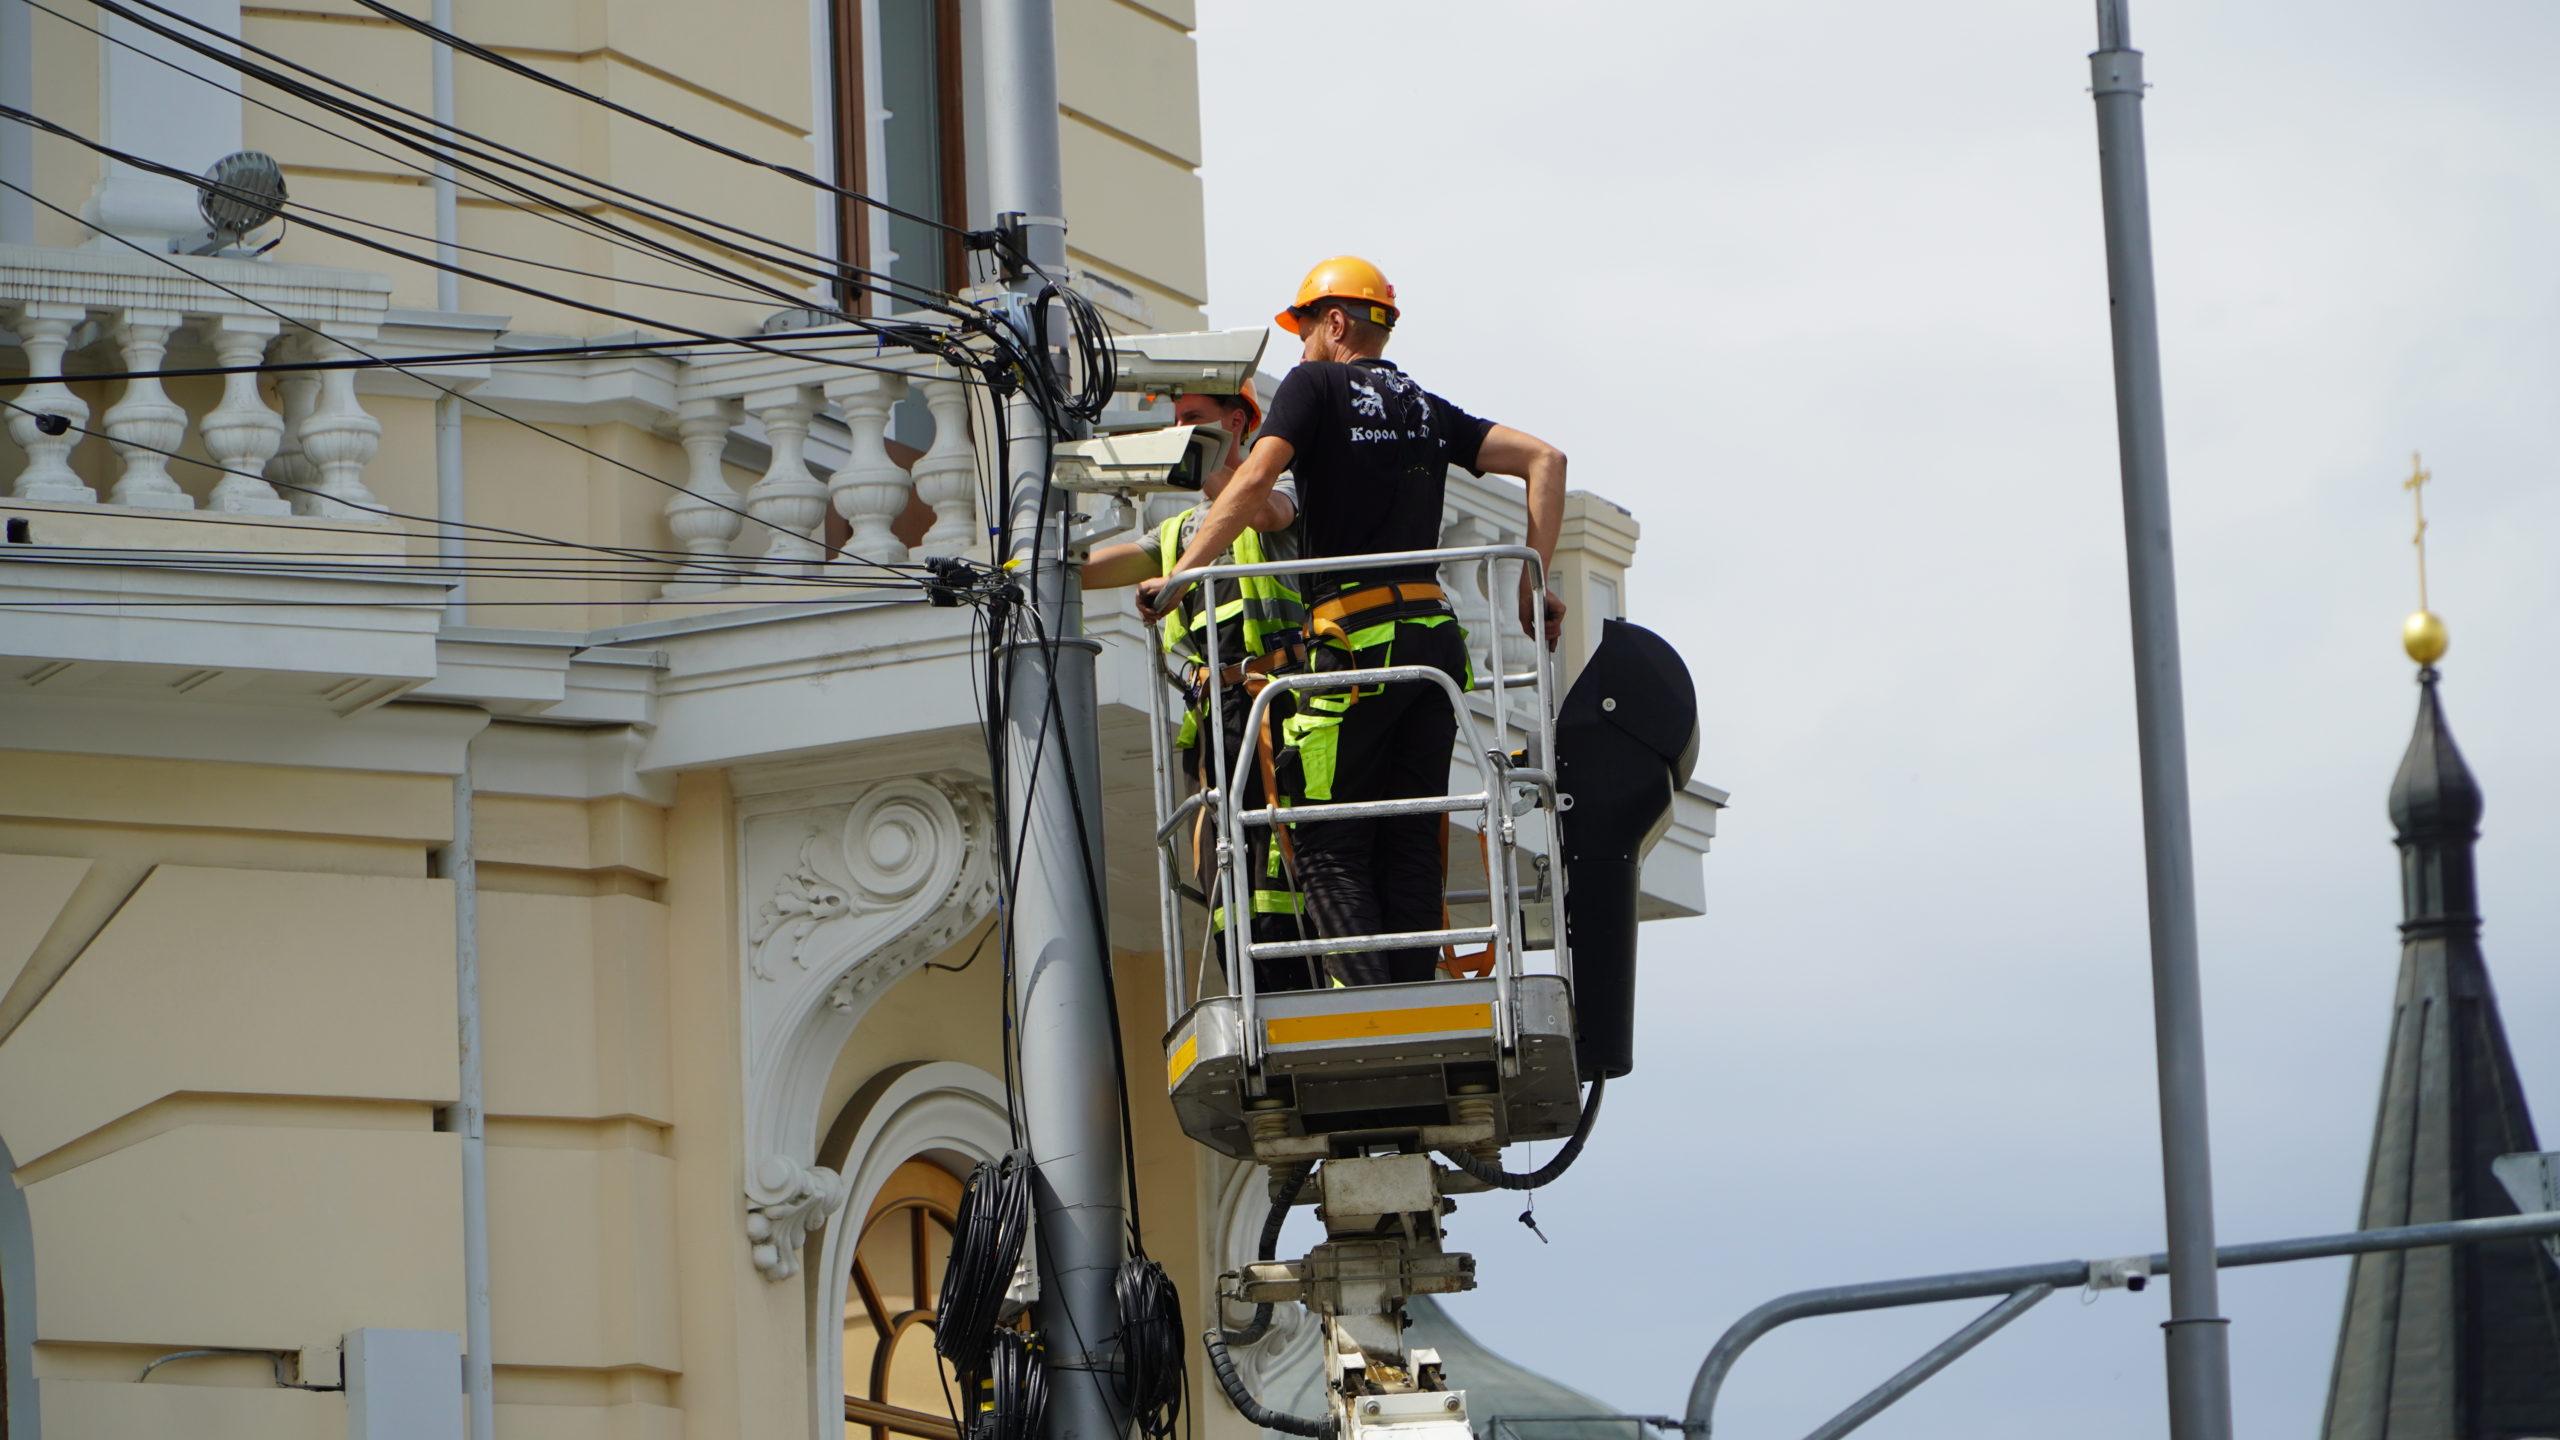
[{"left": 842, "top": 1158, "right": 965, "bottom": 1440}]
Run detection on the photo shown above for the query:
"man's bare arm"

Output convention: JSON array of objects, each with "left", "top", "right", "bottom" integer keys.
[
  {"left": 1139, "top": 436, "right": 1295, "bottom": 619},
  {"left": 1474, "top": 425, "right": 1569, "bottom": 643},
  {"left": 1081, "top": 541, "right": 1155, "bottom": 591},
  {"left": 1249, "top": 484, "right": 1297, "bottom": 532}
]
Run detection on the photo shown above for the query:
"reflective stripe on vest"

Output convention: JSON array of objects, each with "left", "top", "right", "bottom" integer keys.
[{"left": 1155, "top": 510, "right": 1305, "bottom": 667}]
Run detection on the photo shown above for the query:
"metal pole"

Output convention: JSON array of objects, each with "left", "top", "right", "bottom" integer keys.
[
  {"left": 1683, "top": 1209, "right": 2560, "bottom": 1436},
  {"left": 1801, "top": 1287, "right": 2053, "bottom": 1440},
  {"left": 983, "top": 2, "right": 1129, "bottom": 1437},
  {"left": 430, "top": 0, "right": 465, "bottom": 626},
  {"left": 2086, "top": 4, "right": 2233, "bottom": 1435},
  {"left": 438, "top": 741, "right": 495, "bottom": 1440},
  {"left": 0, "top": 0, "right": 32, "bottom": 245}
]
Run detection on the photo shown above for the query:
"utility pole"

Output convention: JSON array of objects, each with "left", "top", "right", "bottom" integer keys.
[
  {"left": 2085, "top": 4, "right": 2235, "bottom": 1437},
  {"left": 981, "top": 3, "right": 1131, "bottom": 1438}
]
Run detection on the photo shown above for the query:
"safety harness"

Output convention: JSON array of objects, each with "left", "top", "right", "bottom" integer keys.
[{"left": 1157, "top": 509, "right": 1309, "bottom": 939}]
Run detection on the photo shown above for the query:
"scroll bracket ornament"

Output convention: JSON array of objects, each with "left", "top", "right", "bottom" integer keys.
[{"left": 737, "top": 775, "right": 997, "bottom": 1281}]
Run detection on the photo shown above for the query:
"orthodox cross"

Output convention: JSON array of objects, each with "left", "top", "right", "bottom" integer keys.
[{"left": 2404, "top": 451, "right": 2433, "bottom": 611}]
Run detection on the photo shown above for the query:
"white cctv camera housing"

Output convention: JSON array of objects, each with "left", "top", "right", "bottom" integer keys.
[
  {"left": 1052, "top": 423, "right": 1236, "bottom": 497},
  {"left": 1110, "top": 327, "right": 1269, "bottom": 397}
]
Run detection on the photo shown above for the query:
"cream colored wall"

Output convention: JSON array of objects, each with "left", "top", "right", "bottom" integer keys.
[
  {"left": 214, "top": 0, "right": 1209, "bottom": 328},
  {"left": 1058, "top": 0, "right": 1208, "bottom": 325},
  {"left": 472, "top": 780, "right": 684, "bottom": 1437},
  {"left": 0, "top": 750, "right": 463, "bottom": 1440},
  {"left": 3, "top": 0, "right": 1235, "bottom": 1431}
]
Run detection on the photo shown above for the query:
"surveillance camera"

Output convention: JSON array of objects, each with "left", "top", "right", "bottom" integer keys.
[
  {"left": 1111, "top": 327, "right": 1269, "bottom": 397},
  {"left": 1052, "top": 423, "right": 1235, "bottom": 496}
]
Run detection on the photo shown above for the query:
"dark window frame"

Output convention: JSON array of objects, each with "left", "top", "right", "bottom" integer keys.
[{"left": 829, "top": 0, "right": 970, "bottom": 314}]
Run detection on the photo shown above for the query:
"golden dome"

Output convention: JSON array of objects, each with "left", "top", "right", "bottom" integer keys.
[{"left": 2404, "top": 609, "right": 2449, "bottom": 666}]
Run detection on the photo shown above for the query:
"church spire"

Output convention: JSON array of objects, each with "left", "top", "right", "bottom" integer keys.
[
  {"left": 2322, "top": 482, "right": 2560, "bottom": 1439},
  {"left": 2388, "top": 666, "right": 2482, "bottom": 943}
]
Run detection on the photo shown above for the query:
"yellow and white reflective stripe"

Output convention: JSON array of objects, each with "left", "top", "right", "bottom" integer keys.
[
  {"left": 1264, "top": 1002, "right": 1491, "bottom": 1047},
  {"left": 1167, "top": 1032, "right": 1200, "bottom": 1087}
]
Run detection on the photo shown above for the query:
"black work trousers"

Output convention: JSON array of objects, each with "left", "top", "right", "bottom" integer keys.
[{"left": 1282, "top": 617, "right": 1468, "bottom": 987}]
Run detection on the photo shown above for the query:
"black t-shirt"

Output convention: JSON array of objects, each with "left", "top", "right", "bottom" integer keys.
[{"left": 1256, "top": 358, "right": 1495, "bottom": 590}]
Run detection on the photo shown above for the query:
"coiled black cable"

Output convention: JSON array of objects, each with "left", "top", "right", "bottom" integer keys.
[
  {"left": 937, "top": 1151, "right": 1033, "bottom": 1377},
  {"left": 1114, "top": 1256, "right": 1185, "bottom": 1440},
  {"left": 1439, "top": 1078, "right": 1606, "bottom": 1191},
  {"left": 1221, "top": 1163, "right": 1314, "bottom": 1346},
  {"left": 969, "top": 1330, "right": 1048, "bottom": 1440}
]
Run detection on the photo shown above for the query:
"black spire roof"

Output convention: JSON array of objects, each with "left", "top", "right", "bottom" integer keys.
[{"left": 2322, "top": 667, "right": 2560, "bottom": 1439}]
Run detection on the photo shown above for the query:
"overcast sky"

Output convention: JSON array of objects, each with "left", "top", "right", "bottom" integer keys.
[{"left": 1194, "top": 2, "right": 2560, "bottom": 1434}]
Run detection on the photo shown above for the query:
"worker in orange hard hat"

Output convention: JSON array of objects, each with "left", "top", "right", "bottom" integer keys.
[
  {"left": 1275, "top": 256, "right": 1397, "bottom": 336},
  {"left": 1086, "top": 378, "right": 1319, "bottom": 990},
  {"left": 1139, "top": 256, "right": 1570, "bottom": 987}
]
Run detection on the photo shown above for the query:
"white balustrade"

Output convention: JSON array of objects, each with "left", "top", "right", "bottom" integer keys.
[
  {"left": 198, "top": 316, "right": 289, "bottom": 516},
  {"left": 2, "top": 245, "right": 392, "bottom": 525},
  {"left": 823, "top": 372, "right": 911, "bottom": 569},
  {"left": 911, "top": 378, "right": 979, "bottom": 559},
  {"left": 672, "top": 343, "right": 987, "bottom": 594},
  {"left": 5, "top": 302, "right": 93, "bottom": 503},
  {"left": 266, "top": 360, "right": 321, "bottom": 513},
  {"left": 663, "top": 395, "right": 745, "bottom": 595},
  {"left": 101, "top": 309, "right": 192, "bottom": 509},
  {"left": 295, "top": 331, "right": 385, "bottom": 518},
  {"left": 744, "top": 386, "right": 825, "bottom": 569}
]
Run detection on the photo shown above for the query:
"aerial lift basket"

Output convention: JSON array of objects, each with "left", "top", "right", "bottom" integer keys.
[{"left": 1144, "top": 543, "right": 1581, "bottom": 1165}]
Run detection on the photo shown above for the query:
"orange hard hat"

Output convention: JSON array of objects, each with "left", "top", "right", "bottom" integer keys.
[
  {"left": 1276, "top": 256, "right": 1397, "bottom": 335},
  {"left": 1173, "top": 379, "right": 1259, "bottom": 433}
]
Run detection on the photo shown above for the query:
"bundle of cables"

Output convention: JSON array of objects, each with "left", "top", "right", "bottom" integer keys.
[
  {"left": 969, "top": 1330, "right": 1048, "bottom": 1440},
  {"left": 936, "top": 1151, "right": 1033, "bottom": 1377},
  {"left": 1114, "top": 1255, "right": 1185, "bottom": 1440}
]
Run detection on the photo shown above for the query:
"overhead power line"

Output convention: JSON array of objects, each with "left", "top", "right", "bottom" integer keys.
[
  {"left": 24, "top": 0, "right": 837, "bottom": 319},
  {"left": 0, "top": 329, "right": 965, "bottom": 389},
  {"left": 0, "top": 397, "right": 923, "bottom": 591},
  {"left": 344, "top": 0, "right": 971, "bottom": 243},
  {"left": 0, "top": 114, "right": 989, "bottom": 393},
  {"left": 75, "top": 0, "right": 976, "bottom": 322},
  {"left": 0, "top": 165, "right": 941, "bottom": 570}
]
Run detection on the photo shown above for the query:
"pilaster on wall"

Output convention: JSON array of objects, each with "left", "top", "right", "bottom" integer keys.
[
  {"left": 82, "top": 0, "right": 246, "bottom": 251},
  {"left": 1551, "top": 491, "right": 1642, "bottom": 684}
]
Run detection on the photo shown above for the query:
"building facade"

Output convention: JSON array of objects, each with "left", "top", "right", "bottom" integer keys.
[{"left": 0, "top": 3, "right": 1722, "bottom": 1438}]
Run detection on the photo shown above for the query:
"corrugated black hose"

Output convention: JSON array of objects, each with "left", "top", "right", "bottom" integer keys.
[
  {"left": 1220, "top": 1162, "right": 1314, "bottom": 1346},
  {"left": 1202, "top": 1326, "right": 1335, "bottom": 1439},
  {"left": 1439, "top": 1078, "right": 1606, "bottom": 1190}
]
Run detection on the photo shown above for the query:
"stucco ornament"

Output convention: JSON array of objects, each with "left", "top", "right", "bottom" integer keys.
[
  {"left": 746, "top": 1159, "right": 845, "bottom": 1281},
  {"left": 738, "top": 775, "right": 998, "bottom": 1282}
]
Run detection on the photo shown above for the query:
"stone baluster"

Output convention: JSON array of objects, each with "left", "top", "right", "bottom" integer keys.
[
  {"left": 199, "top": 317, "right": 290, "bottom": 515},
  {"left": 911, "top": 376, "right": 980, "bottom": 560},
  {"left": 663, "top": 396, "right": 744, "bottom": 595},
  {"left": 743, "top": 386, "right": 824, "bottom": 569},
  {"left": 265, "top": 339, "right": 322, "bottom": 514},
  {"left": 294, "top": 330, "right": 384, "bottom": 517},
  {"left": 1439, "top": 511, "right": 1495, "bottom": 643},
  {"left": 822, "top": 372, "right": 911, "bottom": 569},
  {"left": 101, "top": 309, "right": 194, "bottom": 509},
  {"left": 5, "top": 302, "right": 93, "bottom": 503}
]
